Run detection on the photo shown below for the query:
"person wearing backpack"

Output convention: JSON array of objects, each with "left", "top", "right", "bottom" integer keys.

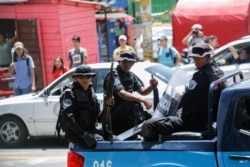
[
  {"left": 157, "top": 35, "right": 181, "bottom": 67},
  {"left": 9, "top": 41, "right": 36, "bottom": 96},
  {"left": 58, "top": 65, "right": 113, "bottom": 149}
]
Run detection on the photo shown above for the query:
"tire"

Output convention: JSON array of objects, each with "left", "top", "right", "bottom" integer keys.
[{"left": 0, "top": 116, "right": 28, "bottom": 147}]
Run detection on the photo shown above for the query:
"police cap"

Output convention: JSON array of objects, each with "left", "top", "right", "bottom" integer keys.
[
  {"left": 72, "top": 65, "right": 96, "bottom": 77},
  {"left": 189, "top": 43, "right": 213, "bottom": 58},
  {"left": 117, "top": 51, "right": 136, "bottom": 62}
]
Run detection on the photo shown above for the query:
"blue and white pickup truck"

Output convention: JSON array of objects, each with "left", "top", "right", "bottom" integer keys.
[{"left": 67, "top": 69, "right": 250, "bottom": 167}]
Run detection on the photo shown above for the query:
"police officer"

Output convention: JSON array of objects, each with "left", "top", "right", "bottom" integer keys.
[
  {"left": 141, "top": 43, "right": 224, "bottom": 141},
  {"left": 110, "top": 51, "right": 158, "bottom": 135},
  {"left": 60, "top": 65, "right": 103, "bottom": 148}
]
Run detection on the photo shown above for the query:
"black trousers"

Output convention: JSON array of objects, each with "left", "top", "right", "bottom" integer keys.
[
  {"left": 111, "top": 101, "right": 151, "bottom": 135},
  {"left": 141, "top": 116, "right": 184, "bottom": 140}
]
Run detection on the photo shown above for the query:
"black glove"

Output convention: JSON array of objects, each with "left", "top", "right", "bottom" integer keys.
[{"left": 81, "top": 132, "right": 97, "bottom": 148}]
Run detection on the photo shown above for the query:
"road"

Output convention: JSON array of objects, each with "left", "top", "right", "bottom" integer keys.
[{"left": 0, "top": 137, "right": 68, "bottom": 167}]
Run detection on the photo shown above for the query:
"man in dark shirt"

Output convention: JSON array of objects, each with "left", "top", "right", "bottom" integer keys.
[
  {"left": 109, "top": 51, "right": 158, "bottom": 135},
  {"left": 141, "top": 43, "right": 224, "bottom": 141},
  {"left": 60, "top": 65, "right": 106, "bottom": 148}
]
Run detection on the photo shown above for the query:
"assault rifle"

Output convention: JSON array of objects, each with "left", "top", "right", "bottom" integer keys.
[{"left": 102, "top": 62, "right": 115, "bottom": 141}]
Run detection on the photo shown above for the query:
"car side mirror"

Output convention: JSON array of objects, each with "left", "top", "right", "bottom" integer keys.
[{"left": 43, "top": 89, "right": 50, "bottom": 96}]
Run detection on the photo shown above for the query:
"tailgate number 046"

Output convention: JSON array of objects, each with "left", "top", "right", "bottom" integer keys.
[{"left": 93, "top": 160, "right": 112, "bottom": 167}]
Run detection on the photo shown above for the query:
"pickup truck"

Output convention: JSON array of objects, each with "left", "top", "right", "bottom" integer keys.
[{"left": 67, "top": 69, "right": 250, "bottom": 167}]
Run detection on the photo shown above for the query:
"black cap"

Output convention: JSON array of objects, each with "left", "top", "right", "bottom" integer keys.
[
  {"left": 117, "top": 51, "right": 136, "bottom": 62},
  {"left": 189, "top": 43, "right": 213, "bottom": 58},
  {"left": 72, "top": 65, "right": 96, "bottom": 77},
  {"left": 72, "top": 35, "right": 80, "bottom": 42}
]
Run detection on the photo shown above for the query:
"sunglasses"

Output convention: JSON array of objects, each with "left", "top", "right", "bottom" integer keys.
[
  {"left": 121, "top": 60, "right": 135, "bottom": 65},
  {"left": 76, "top": 75, "right": 91, "bottom": 79}
]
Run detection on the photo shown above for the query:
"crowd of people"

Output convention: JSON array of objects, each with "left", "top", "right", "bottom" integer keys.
[
  {"left": 0, "top": 33, "right": 89, "bottom": 96},
  {"left": 112, "top": 22, "right": 249, "bottom": 68}
]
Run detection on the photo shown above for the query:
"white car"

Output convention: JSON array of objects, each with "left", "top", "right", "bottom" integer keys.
[
  {"left": 179, "top": 36, "right": 250, "bottom": 79},
  {"left": 0, "top": 62, "right": 173, "bottom": 147}
]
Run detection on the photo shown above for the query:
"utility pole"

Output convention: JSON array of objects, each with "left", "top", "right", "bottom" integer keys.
[{"left": 140, "top": 0, "right": 152, "bottom": 61}]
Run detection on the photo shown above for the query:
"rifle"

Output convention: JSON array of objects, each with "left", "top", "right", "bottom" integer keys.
[
  {"left": 152, "top": 75, "right": 159, "bottom": 111},
  {"left": 102, "top": 62, "right": 115, "bottom": 141}
]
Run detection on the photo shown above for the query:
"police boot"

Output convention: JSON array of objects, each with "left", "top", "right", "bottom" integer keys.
[{"left": 141, "top": 123, "right": 159, "bottom": 141}]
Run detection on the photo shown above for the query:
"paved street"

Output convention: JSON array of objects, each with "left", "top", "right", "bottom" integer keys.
[
  {"left": 0, "top": 137, "right": 68, "bottom": 167},
  {"left": 0, "top": 149, "right": 68, "bottom": 167}
]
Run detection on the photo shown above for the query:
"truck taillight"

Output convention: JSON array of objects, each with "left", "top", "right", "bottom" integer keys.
[{"left": 67, "top": 151, "right": 85, "bottom": 167}]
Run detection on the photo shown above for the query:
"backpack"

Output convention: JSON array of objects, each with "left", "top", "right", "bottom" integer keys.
[
  {"left": 55, "top": 87, "right": 71, "bottom": 139},
  {"left": 12, "top": 56, "right": 38, "bottom": 84},
  {"left": 25, "top": 56, "right": 38, "bottom": 84},
  {"left": 158, "top": 46, "right": 176, "bottom": 64}
]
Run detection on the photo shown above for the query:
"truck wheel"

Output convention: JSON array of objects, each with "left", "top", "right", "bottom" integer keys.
[{"left": 0, "top": 116, "right": 28, "bottom": 147}]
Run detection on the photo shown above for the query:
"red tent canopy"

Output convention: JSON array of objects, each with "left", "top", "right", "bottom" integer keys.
[{"left": 172, "top": 0, "right": 250, "bottom": 52}]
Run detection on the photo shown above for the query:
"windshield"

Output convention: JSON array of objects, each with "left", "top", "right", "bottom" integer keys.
[{"left": 145, "top": 64, "right": 173, "bottom": 83}]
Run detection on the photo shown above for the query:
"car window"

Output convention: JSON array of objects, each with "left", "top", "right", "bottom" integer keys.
[
  {"left": 48, "top": 69, "right": 110, "bottom": 96},
  {"left": 214, "top": 43, "right": 250, "bottom": 66},
  {"left": 49, "top": 72, "right": 74, "bottom": 96},
  {"left": 94, "top": 69, "right": 109, "bottom": 94},
  {"left": 144, "top": 64, "right": 173, "bottom": 83},
  {"left": 234, "top": 97, "right": 250, "bottom": 133}
]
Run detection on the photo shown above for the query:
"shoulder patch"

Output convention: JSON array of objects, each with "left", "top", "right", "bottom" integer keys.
[
  {"left": 62, "top": 98, "right": 72, "bottom": 108},
  {"left": 187, "top": 79, "right": 197, "bottom": 90},
  {"left": 114, "top": 78, "right": 121, "bottom": 85}
]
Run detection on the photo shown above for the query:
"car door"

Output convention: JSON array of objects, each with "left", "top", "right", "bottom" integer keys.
[
  {"left": 218, "top": 95, "right": 250, "bottom": 167},
  {"left": 32, "top": 72, "right": 74, "bottom": 136}
]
